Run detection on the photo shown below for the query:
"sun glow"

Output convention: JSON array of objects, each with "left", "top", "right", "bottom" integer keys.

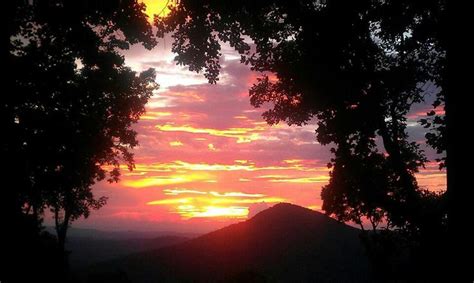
[
  {"left": 177, "top": 205, "right": 249, "bottom": 218},
  {"left": 147, "top": 194, "right": 284, "bottom": 218},
  {"left": 140, "top": 0, "right": 174, "bottom": 20},
  {"left": 192, "top": 206, "right": 249, "bottom": 218},
  {"left": 147, "top": 197, "right": 284, "bottom": 206}
]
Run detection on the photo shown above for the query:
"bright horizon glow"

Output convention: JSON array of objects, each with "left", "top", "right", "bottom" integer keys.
[
  {"left": 146, "top": 195, "right": 284, "bottom": 218},
  {"left": 177, "top": 205, "right": 249, "bottom": 218}
]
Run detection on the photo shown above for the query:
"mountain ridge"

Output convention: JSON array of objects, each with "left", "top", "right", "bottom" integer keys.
[{"left": 87, "top": 203, "right": 371, "bottom": 282}]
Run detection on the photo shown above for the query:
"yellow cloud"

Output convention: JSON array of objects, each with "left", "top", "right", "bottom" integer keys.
[
  {"left": 123, "top": 173, "right": 214, "bottom": 188},
  {"left": 169, "top": 141, "right": 184, "bottom": 147},
  {"left": 307, "top": 205, "right": 322, "bottom": 211},
  {"left": 256, "top": 174, "right": 291, "bottom": 179},
  {"left": 189, "top": 206, "right": 249, "bottom": 218},
  {"left": 211, "top": 197, "right": 283, "bottom": 204},
  {"left": 140, "top": 111, "right": 172, "bottom": 120},
  {"left": 155, "top": 124, "right": 264, "bottom": 143},
  {"left": 256, "top": 174, "right": 329, "bottom": 183},
  {"left": 148, "top": 198, "right": 193, "bottom": 205},
  {"left": 209, "top": 191, "right": 265, "bottom": 198},
  {"left": 177, "top": 205, "right": 249, "bottom": 218},
  {"left": 269, "top": 176, "right": 329, "bottom": 183},
  {"left": 106, "top": 160, "right": 322, "bottom": 175},
  {"left": 162, "top": 189, "right": 266, "bottom": 198},
  {"left": 283, "top": 159, "right": 303, "bottom": 164},
  {"left": 208, "top": 143, "right": 216, "bottom": 151},
  {"left": 163, "top": 189, "right": 207, "bottom": 195},
  {"left": 147, "top": 197, "right": 283, "bottom": 206},
  {"left": 146, "top": 196, "right": 284, "bottom": 218}
]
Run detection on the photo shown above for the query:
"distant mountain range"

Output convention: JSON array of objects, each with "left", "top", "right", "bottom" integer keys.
[
  {"left": 45, "top": 226, "right": 199, "bottom": 240},
  {"left": 85, "top": 203, "right": 372, "bottom": 282},
  {"left": 67, "top": 235, "right": 189, "bottom": 270},
  {"left": 42, "top": 227, "right": 196, "bottom": 270}
]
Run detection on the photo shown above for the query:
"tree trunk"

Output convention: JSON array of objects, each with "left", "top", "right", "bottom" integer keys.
[
  {"left": 378, "top": 121, "right": 419, "bottom": 227},
  {"left": 55, "top": 207, "right": 71, "bottom": 275},
  {"left": 56, "top": 211, "right": 70, "bottom": 253}
]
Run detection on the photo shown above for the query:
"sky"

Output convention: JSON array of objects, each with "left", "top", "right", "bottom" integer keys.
[{"left": 68, "top": 1, "right": 446, "bottom": 234}]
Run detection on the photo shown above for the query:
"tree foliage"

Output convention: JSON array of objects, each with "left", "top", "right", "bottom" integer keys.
[
  {"left": 3, "top": 1, "right": 158, "bottom": 280},
  {"left": 155, "top": 0, "right": 447, "bottom": 277},
  {"left": 156, "top": 0, "right": 446, "bottom": 230}
]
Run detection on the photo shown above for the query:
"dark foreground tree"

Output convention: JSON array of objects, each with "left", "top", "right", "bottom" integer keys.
[
  {"left": 154, "top": 0, "right": 449, "bottom": 279},
  {"left": 2, "top": 1, "right": 157, "bottom": 281}
]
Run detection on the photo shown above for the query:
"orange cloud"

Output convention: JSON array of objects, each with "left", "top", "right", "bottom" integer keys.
[{"left": 415, "top": 162, "right": 447, "bottom": 192}]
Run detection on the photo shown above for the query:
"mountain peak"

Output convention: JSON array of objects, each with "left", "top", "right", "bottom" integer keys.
[
  {"left": 90, "top": 203, "right": 369, "bottom": 282},
  {"left": 249, "top": 202, "right": 332, "bottom": 226},
  {"left": 254, "top": 202, "right": 320, "bottom": 217}
]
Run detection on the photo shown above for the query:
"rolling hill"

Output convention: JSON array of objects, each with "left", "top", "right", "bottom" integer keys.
[
  {"left": 87, "top": 203, "right": 371, "bottom": 282},
  {"left": 67, "top": 235, "right": 189, "bottom": 270}
]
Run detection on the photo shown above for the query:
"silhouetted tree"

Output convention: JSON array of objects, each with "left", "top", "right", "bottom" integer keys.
[
  {"left": 2, "top": 1, "right": 157, "bottom": 281},
  {"left": 154, "top": 0, "right": 448, "bottom": 279}
]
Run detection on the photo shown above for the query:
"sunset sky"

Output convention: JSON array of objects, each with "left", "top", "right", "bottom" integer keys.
[{"left": 67, "top": 1, "right": 446, "bottom": 233}]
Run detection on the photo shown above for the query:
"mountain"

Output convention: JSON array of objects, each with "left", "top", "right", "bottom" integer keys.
[
  {"left": 86, "top": 203, "right": 371, "bottom": 282},
  {"left": 45, "top": 226, "right": 199, "bottom": 240},
  {"left": 42, "top": 227, "right": 195, "bottom": 270},
  {"left": 67, "top": 235, "right": 189, "bottom": 270}
]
